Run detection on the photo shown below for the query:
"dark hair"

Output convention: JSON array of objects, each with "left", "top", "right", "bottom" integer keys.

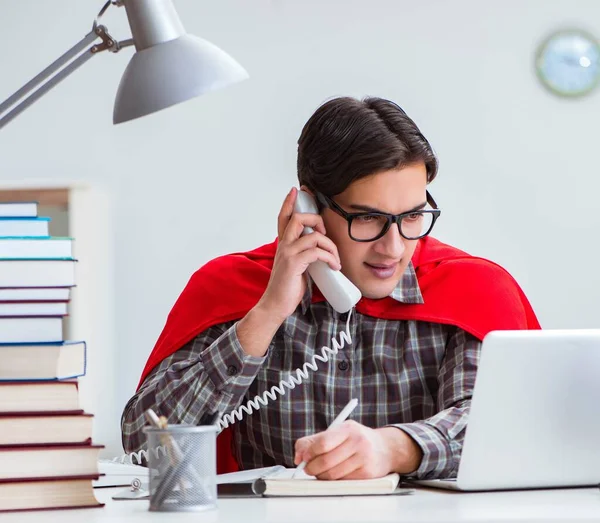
[{"left": 297, "top": 96, "right": 438, "bottom": 196}]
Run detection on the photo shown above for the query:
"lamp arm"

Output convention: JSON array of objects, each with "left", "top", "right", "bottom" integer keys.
[
  {"left": 0, "top": 20, "right": 134, "bottom": 130},
  {"left": 0, "top": 29, "right": 98, "bottom": 119}
]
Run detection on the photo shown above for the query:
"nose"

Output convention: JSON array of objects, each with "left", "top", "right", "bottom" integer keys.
[{"left": 373, "top": 222, "right": 406, "bottom": 259}]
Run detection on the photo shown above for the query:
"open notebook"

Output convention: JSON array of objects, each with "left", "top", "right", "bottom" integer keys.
[
  {"left": 252, "top": 468, "right": 402, "bottom": 497},
  {"left": 217, "top": 467, "right": 406, "bottom": 497}
]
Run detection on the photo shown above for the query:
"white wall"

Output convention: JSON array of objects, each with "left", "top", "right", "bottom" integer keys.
[{"left": 1, "top": 0, "right": 599, "bottom": 457}]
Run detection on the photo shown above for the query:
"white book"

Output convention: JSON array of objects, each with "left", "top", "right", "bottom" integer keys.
[
  {"left": 0, "top": 218, "right": 49, "bottom": 237},
  {"left": 0, "top": 259, "right": 75, "bottom": 287},
  {"left": 0, "top": 202, "right": 37, "bottom": 218},
  {"left": 0, "top": 302, "right": 68, "bottom": 317},
  {"left": 0, "top": 237, "right": 72, "bottom": 259},
  {"left": 0, "top": 316, "right": 63, "bottom": 343},
  {"left": 0, "top": 287, "right": 71, "bottom": 302}
]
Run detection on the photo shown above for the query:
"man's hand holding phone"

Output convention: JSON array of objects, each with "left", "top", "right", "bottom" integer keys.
[
  {"left": 258, "top": 187, "right": 341, "bottom": 323},
  {"left": 236, "top": 188, "right": 341, "bottom": 357}
]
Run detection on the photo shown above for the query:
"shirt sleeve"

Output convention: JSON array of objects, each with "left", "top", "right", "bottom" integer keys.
[
  {"left": 121, "top": 320, "right": 267, "bottom": 456},
  {"left": 392, "top": 327, "right": 481, "bottom": 479}
]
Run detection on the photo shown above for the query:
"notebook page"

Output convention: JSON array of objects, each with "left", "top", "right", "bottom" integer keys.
[
  {"left": 267, "top": 468, "right": 314, "bottom": 480},
  {"left": 217, "top": 465, "right": 287, "bottom": 484}
]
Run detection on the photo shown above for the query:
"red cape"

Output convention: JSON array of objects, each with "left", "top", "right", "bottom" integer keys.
[{"left": 137, "top": 237, "right": 540, "bottom": 474}]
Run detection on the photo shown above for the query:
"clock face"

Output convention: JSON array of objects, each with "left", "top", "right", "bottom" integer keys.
[{"left": 535, "top": 29, "right": 600, "bottom": 97}]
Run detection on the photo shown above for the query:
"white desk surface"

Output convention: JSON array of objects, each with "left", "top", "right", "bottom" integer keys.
[{"left": 3, "top": 485, "right": 600, "bottom": 523}]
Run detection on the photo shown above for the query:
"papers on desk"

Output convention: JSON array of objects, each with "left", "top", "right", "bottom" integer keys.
[{"left": 95, "top": 460, "right": 149, "bottom": 488}]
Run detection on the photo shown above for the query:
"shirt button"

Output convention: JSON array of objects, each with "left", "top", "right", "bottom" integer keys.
[
  {"left": 338, "top": 360, "right": 349, "bottom": 371},
  {"left": 226, "top": 365, "right": 238, "bottom": 376}
]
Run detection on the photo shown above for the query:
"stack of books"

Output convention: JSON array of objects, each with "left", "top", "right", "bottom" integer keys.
[{"left": 0, "top": 201, "right": 102, "bottom": 512}]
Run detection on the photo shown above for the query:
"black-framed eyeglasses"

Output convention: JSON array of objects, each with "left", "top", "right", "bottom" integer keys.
[{"left": 315, "top": 191, "right": 441, "bottom": 242}]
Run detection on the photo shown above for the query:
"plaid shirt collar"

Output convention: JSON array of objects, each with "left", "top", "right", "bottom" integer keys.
[{"left": 301, "top": 261, "right": 424, "bottom": 314}]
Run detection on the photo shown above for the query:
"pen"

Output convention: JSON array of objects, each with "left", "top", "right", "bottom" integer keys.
[{"left": 293, "top": 398, "right": 359, "bottom": 478}]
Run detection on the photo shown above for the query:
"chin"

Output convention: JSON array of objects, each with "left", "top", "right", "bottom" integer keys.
[{"left": 358, "top": 282, "right": 398, "bottom": 300}]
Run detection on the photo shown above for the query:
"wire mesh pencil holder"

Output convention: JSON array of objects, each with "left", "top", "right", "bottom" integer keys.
[{"left": 144, "top": 424, "right": 218, "bottom": 512}]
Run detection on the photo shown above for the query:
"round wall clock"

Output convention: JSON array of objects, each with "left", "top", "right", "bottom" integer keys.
[{"left": 535, "top": 29, "right": 600, "bottom": 98}]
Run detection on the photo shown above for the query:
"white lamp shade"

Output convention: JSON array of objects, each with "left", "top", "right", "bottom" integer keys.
[{"left": 113, "top": 34, "right": 248, "bottom": 124}]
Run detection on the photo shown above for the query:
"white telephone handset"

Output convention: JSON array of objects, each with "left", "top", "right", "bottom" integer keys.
[{"left": 294, "top": 190, "right": 361, "bottom": 313}]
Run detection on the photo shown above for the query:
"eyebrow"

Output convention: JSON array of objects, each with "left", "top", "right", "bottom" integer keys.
[{"left": 348, "top": 201, "right": 428, "bottom": 214}]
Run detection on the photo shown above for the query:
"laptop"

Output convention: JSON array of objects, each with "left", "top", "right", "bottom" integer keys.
[{"left": 410, "top": 329, "right": 600, "bottom": 491}]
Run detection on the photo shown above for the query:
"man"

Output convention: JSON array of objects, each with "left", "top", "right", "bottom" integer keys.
[{"left": 121, "top": 96, "right": 539, "bottom": 480}]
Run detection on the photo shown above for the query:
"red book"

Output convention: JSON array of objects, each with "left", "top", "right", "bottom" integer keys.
[
  {"left": 0, "top": 412, "right": 92, "bottom": 447},
  {"left": 0, "top": 444, "right": 103, "bottom": 481},
  {"left": 0, "top": 475, "right": 103, "bottom": 512},
  {"left": 0, "top": 380, "right": 80, "bottom": 413}
]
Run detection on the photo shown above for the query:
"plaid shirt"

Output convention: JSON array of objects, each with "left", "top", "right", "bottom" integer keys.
[{"left": 121, "top": 262, "right": 480, "bottom": 479}]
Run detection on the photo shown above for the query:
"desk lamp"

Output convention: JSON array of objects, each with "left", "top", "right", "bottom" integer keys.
[{"left": 0, "top": 0, "right": 248, "bottom": 128}]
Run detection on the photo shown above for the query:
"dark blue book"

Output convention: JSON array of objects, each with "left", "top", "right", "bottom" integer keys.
[{"left": 0, "top": 341, "right": 86, "bottom": 381}]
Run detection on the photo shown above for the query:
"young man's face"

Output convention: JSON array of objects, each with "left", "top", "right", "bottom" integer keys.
[{"left": 318, "top": 162, "right": 428, "bottom": 300}]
